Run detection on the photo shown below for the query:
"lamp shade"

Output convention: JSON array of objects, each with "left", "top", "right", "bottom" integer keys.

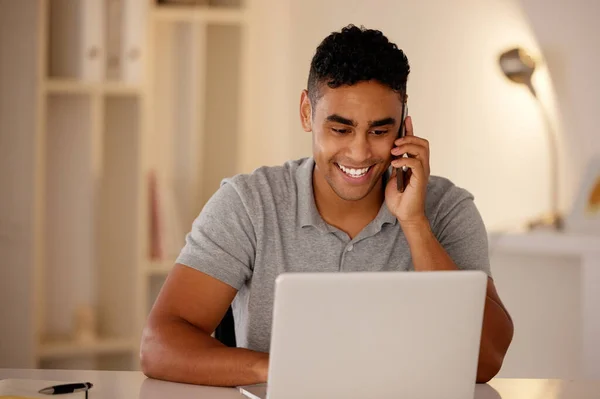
[{"left": 499, "top": 47, "right": 536, "bottom": 87}]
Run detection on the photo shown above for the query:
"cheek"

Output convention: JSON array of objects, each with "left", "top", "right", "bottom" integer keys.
[
  {"left": 374, "top": 137, "right": 396, "bottom": 160},
  {"left": 312, "top": 129, "right": 339, "bottom": 157}
]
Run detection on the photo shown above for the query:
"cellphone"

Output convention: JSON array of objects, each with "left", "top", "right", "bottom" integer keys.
[{"left": 396, "top": 99, "right": 410, "bottom": 192}]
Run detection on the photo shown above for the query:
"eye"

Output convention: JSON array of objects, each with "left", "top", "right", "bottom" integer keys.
[
  {"left": 371, "top": 130, "right": 388, "bottom": 136},
  {"left": 332, "top": 128, "right": 350, "bottom": 134}
]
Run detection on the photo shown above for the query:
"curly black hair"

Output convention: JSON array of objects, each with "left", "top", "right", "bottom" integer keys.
[{"left": 307, "top": 24, "right": 410, "bottom": 106}]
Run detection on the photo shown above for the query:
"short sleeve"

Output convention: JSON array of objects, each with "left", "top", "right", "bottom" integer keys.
[
  {"left": 431, "top": 190, "right": 492, "bottom": 277},
  {"left": 175, "top": 181, "right": 256, "bottom": 290}
]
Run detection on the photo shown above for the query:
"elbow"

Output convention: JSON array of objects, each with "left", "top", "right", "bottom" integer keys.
[
  {"left": 477, "top": 300, "right": 514, "bottom": 383},
  {"left": 476, "top": 358, "right": 502, "bottom": 383},
  {"left": 476, "top": 333, "right": 512, "bottom": 383},
  {"left": 476, "top": 339, "right": 512, "bottom": 383},
  {"left": 139, "top": 348, "right": 154, "bottom": 379},
  {"left": 139, "top": 326, "right": 161, "bottom": 380}
]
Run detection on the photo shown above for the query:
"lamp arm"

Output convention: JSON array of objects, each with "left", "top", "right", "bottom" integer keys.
[{"left": 530, "top": 84, "right": 560, "bottom": 222}]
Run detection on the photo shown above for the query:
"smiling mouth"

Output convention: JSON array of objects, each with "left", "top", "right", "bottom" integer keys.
[{"left": 335, "top": 163, "right": 373, "bottom": 178}]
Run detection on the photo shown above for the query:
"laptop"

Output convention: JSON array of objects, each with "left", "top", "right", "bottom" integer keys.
[{"left": 239, "top": 270, "right": 487, "bottom": 399}]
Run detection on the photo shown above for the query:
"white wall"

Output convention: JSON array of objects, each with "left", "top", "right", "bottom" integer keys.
[
  {"left": 239, "top": 1, "right": 600, "bottom": 379},
  {"left": 519, "top": 0, "right": 600, "bottom": 220},
  {"left": 244, "top": 0, "right": 574, "bottom": 232}
]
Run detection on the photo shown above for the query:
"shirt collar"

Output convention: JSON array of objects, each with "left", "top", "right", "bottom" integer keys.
[
  {"left": 296, "top": 158, "right": 397, "bottom": 233},
  {"left": 297, "top": 158, "right": 329, "bottom": 232},
  {"left": 377, "top": 166, "right": 399, "bottom": 227}
]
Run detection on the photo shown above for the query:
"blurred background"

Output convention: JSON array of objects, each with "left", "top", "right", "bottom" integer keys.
[{"left": 1, "top": 0, "right": 600, "bottom": 381}]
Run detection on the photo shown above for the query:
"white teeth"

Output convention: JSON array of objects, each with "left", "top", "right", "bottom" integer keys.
[{"left": 338, "top": 164, "right": 370, "bottom": 177}]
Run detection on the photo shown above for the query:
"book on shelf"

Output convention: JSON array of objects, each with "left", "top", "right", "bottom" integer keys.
[
  {"left": 50, "top": 0, "right": 105, "bottom": 80},
  {"left": 81, "top": 0, "right": 105, "bottom": 81},
  {"left": 104, "top": 0, "right": 146, "bottom": 82},
  {"left": 149, "top": 170, "right": 186, "bottom": 263},
  {"left": 104, "top": 0, "right": 123, "bottom": 80},
  {"left": 120, "top": 0, "right": 147, "bottom": 83}
]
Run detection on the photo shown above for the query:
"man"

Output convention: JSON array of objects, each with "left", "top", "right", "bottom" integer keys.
[{"left": 140, "top": 25, "right": 514, "bottom": 387}]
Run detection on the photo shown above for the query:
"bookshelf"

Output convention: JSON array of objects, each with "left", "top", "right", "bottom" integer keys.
[
  {"left": 148, "top": 260, "right": 175, "bottom": 276},
  {"left": 0, "top": 0, "right": 248, "bottom": 370}
]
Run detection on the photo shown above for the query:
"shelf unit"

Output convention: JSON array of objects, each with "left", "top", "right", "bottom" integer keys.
[
  {"left": 488, "top": 230, "right": 600, "bottom": 379},
  {"left": 144, "top": 0, "right": 249, "bottom": 331},
  {"left": 38, "top": 337, "right": 137, "bottom": 360},
  {"left": 44, "top": 80, "right": 142, "bottom": 96},
  {"left": 148, "top": 260, "right": 174, "bottom": 276},
  {"left": 0, "top": 0, "right": 248, "bottom": 370},
  {"left": 489, "top": 230, "right": 600, "bottom": 256}
]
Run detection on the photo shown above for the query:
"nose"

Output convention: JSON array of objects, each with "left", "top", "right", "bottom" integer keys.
[{"left": 347, "top": 133, "right": 372, "bottom": 164}]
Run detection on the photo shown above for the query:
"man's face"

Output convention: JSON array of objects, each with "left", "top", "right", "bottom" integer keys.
[{"left": 300, "top": 80, "right": 403, "bottom": 201}]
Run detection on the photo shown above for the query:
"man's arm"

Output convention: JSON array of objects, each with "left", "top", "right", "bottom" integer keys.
[
  {"left": 140, "top": 264, "right": 269, "bottom": 386},
  {"left": 389, "top": 117, "right": 513, "bottom": 382},
  {"left": 401, "top": 217, "right": 514, "bottom": 383}
]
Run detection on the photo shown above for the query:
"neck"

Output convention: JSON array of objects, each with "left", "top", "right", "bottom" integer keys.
[{"left": 312, "top": 168, "right": 384, "bottom": 228}]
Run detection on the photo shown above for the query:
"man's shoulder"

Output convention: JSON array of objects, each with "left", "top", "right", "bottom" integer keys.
[
  {"left": 426, "top": 175, "right": 475, "bottom": 215},
  {"left": 220, "top": 157, "right": 310, "bottom": 203}
]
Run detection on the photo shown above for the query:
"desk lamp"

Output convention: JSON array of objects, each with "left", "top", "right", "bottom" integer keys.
[{"left": 498, "top": 47, "right": 563, "bottom": 230}]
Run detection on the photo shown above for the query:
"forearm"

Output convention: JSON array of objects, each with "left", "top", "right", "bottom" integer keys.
[
  {"left": 401, "top": 217, "right": 513, "bottom": 382},
  {"left": 140, "top": 316, "right": 268, "bottom": 387},
  {"left": 401, "top": 217, "right": 457, "bottom": 272}
]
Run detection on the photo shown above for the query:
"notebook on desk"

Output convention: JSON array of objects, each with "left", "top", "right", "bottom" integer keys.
[
  {"left": 0, "top": 379, "right": 58, "bottom": 398},
  {"left": 0, "top": 379, "right": 90, "bottom": 399},
  {"left": 238, "top": 271, "right": 488, "bottom": 399}
]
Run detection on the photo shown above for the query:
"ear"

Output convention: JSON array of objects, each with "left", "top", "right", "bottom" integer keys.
[{"left": 299, "top": 90, "right": 313, "bottom": 132}]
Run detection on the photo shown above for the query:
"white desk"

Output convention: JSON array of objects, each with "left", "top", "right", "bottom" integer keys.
[{"left": 1, "top": 368, "right": 599, "bottom": 399}]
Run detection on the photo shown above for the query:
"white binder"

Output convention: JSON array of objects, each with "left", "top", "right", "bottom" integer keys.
[
  {"left": 48, "top": 0, "right": 104, "bottom": 81},
  {"left": 105, "top": 0, "right": 123, "bottom": 80},
  {"left": 120, "top": 0, "right": 148, "bottom": 83},
  {"left": 80, "top": 0, "right": 105, "bottom": 81}
]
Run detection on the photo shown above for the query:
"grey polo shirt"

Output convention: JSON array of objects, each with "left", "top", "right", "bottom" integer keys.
[{"left": 176, "top": 157, "right": 491, "bottom": 353}]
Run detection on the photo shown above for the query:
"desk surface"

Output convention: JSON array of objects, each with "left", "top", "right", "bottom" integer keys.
[{"left": 1, "top": 368, "right": 599, "bottom": 399}]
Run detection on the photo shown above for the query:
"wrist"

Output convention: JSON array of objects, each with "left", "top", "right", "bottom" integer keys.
[
  {"left": 251, "top": 352, "right": 269, "bottom": 383},
  {"left": 399, "top": 215, "right": 430, "bottom": 233},
  {"left": 400, "top": 215, "right": 434, "bottom": 246}
]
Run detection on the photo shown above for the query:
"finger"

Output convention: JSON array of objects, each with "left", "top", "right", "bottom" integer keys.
[
  {"left": 391, "top": 143, "right": 429, "bottom": 160},
  {"left": 391, "top": 157, "right": 425, "bottom": 181},
  {"left": 392, "top": 146, "right": 430, "bottom": 178},
  {"left": 392, "top": 152, "right": 430, "bottom": 176},
  {"left": 405, "top": 115, "right": 414, "bottom": 136},
  {"left": 394, "top": 135, "right": 429, "bottom": 149}
]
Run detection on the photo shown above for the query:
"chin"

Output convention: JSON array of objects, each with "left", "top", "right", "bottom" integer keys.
[
  {"left": 333, "top": 189, "right": 371, "bottom": 202},
  {"left": 325, "top": 168, "right": 378, "bottom": 202}
]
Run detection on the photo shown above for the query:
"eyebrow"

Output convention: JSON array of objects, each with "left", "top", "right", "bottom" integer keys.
[
  {"left": 326, "top": 114, "right": 356, "bottom": 126},
  {"left": 369, "top": 117, "right": 396, "bottom": 128},
  {"left": 325, "top": 114, "right": 396, "bottom": 128}
]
